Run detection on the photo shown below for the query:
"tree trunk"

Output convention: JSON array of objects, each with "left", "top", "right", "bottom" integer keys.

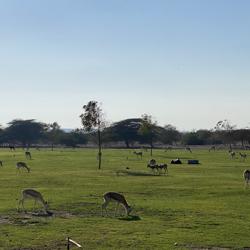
[
  {"left": 150, "top": 139, "right": 153, "bottom": 156},
  {"left": 98, "top": 129, "right": 102, "bottom": 169}
]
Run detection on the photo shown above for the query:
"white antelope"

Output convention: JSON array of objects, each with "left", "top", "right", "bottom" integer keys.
[
  {"left": 239, "top": 152, "right": 247, "bottom": 160},
  {"left": 102, "top": 192, "right": 132, "bottom": 217},
  {"left": 133, "top": 151, "right": 143, "bottom": 159},
  {"left": 18, "top": 189, "right": 49, "bottom": 213},
  {"left": 243, "top": 169, "right": 250, "bottom": 187},
  {"left": 16, "top": 162, "right": 30, "bottom": 173},
  {"left": 25, "top": 151, "right": 32, "bottom": 159}
]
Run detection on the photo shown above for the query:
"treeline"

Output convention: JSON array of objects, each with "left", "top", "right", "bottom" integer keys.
[{"left": 0, "top": 118, "right": 250, "bottom": 148}]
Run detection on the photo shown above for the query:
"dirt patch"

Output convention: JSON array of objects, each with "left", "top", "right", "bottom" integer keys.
[
  {"left": 11, "top": 240, "right": 67, "bottom": 250},
  {"left": 176, "top": 243, "right": 233, "bottom": 250}
]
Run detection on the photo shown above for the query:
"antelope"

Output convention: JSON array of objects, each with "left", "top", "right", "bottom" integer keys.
[
  {"left": 18, "top": 189, "right": 49, "bottom": 213},
  {"left": 147, "top": 164, "right": 158, "bottom": 173},
  {"left": 185, "top": 147, "right": 192, "bottom": 153},
  {"left": 25, "top": 151, "right": 32, "bottom": 160},
  {"left": 243, "top": 169, "right": 250, "bottom": 187},
  {"left": 239, "top": 152, "right": 247, "bottom": 161},
  {"left": 209, "top": 146, "right": 216, "bottom": 152},
  {"left": 230, "top": 151, "right": 236, "bottom": 159},
  {"left": 0, "top": 161, "right": 2, "bottom": 166},
  {"left": 16, "top": 162, "right": 30, "bottom": 173},
  {"left": 147, "top": 159, "right": 158, "bottom": 173},
  {"left": 157, "top": 163, "right": 168, "bottom": 174},
  {"left": 102, "top": 192, "right": 132, "bottom": 217},
  {"left": 9, "top": 145, "right": 15, "bottom": 151},
  {"left": 133, "top": 151, "right": 143, "bottom": 159}
]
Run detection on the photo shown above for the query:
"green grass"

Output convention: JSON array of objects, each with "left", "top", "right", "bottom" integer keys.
[{"left": 0, "top": 148, "right": 249, "bottom": 249}]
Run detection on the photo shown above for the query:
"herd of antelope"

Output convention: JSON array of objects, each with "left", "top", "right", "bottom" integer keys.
[{"left": 1, "top": 145, "right": 250, "bottom": 218}]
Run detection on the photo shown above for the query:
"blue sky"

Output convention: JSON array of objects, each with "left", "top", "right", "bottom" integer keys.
[{"left": 1, "top": 0, "right": 250, "bottom": 130}]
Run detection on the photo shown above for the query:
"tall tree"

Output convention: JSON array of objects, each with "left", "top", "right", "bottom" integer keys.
[
  {"left": 139, "top": 114, "right": 157, "bottom": 156},
  {"left": 106, "top": 118, "right": 142, "bottom": 148},
  {"left": 160, "top": 124, "right": 181, "bottom": 145},
  {"left": 5, "top": 119, "right": 46, "bottom": 147},
  {"left": 80, "top": 101, "right": 105, "bottom": 169},
  {"left": 46, "top": 122, "right": 62, "bottom": 150}
]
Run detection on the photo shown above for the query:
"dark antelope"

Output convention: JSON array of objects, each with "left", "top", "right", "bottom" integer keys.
[
  {"left": 133, "top": 151, "right": 143, "bottom": 159},
  {"left": 25, "top": 151, "right": 32, "bottom": 159},
  {"left": 243, "top": 169, "right": 250, "bottom": 187},
  {"left": 239, "top": 152, "right": 247, "bottom": 160}
]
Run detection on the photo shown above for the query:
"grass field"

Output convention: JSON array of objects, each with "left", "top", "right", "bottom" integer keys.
[{"left": 0, "top": 148, "right": 249, "bottom": 250}]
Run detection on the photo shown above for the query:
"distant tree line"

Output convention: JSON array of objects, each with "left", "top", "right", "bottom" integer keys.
[{"left": 0, "top": 118, "right": 250, "bottom": 149}]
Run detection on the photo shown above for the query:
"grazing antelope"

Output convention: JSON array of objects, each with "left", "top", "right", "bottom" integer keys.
[
  {"left": 239, "top": 152, "right": 247, "bottom": 161},
  {"left": 185, "top": 147, "right": 192, "bottom": 153},
  {"left": 133, "top": 151, "right": 143, "bottom": 159},
  {"left": 102, "top": 192, "right": 132, "bottom": 217},
  {"left": 16, "top": 162, "right": 30, "bottom": 173},
  {"left": 0, "top": 161, "right": 2, "bottom": 166},
  {"left": 25, "top": 151, "right": 32, "bottom": 160},
  {"left": 18, "top": 189, "right": 49, "bottom": 213},
  {"left": 243, "top": 169, "right": 250, "bottom": 187},
  {"left": 209, "top": 146, "right": 216, "bottom": 152},
  {"left": 229, "top": 151, "right": 236, "bottom": 159}
]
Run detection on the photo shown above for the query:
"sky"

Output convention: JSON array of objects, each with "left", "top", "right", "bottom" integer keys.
[{"left": 0, "top": 0, "right": 250, "bottom": 131}]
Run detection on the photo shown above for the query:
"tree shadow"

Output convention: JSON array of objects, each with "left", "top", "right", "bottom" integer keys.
[
  {"left": 118, "top": 215, "right": 141, "bottom": 221},
  {"left": 116, "top": 170, "right": 164, "bottom": 177}
]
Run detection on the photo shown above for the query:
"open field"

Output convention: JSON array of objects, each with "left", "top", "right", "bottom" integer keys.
[{"left": 0, "top": 148, "right": 250, "bottom": 250}]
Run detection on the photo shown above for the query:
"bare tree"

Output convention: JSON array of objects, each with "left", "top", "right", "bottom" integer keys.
[
  {"left": 214, "top": 120, "right": 236, "bottom": 150},
  {"left": 80, "top": 101, "right": 105, "bottom": 169}
]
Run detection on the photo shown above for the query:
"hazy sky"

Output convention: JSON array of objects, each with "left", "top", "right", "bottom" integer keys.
[{"left": 1, "top": 0, "right": 250, "bottom": 130}]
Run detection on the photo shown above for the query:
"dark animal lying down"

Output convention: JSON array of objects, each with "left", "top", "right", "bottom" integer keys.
[
  {"left": 171, "top": 159, "right": 182, "bottom": 164},
  {"left": 188, "top": 160, "right": 199, "bottom": 164}
]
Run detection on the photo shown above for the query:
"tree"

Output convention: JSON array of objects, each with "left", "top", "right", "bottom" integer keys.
[
  {"left": 160, "top": 124, "right": 181, "bottom": 145},
  {"left": 106, "top": 118, "right": 142, "bottom": 148},
  {"left": 5, "top": 119, "right": 46, "bottom": 147},
  {"left": 60, "top": 129, "right": 88, "bottom": 147},
  {"left": 45, "top": 122, "right": 62, "bottom": 150},
  {"left": 214, "top": 120, "right": 236, "bottom": 149},
  {"left": 139, "top": 114, "right": 157, "bottom": 156},
  {"left": 80, "top": 101, "right": 105, "bottom": 169},
  {"left": 233, "top": 129, "right": 250, "bottom": 147}
]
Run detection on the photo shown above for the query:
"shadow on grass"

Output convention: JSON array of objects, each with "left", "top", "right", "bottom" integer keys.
[
  {"left": 118, "top": 215, "right": 141, "bottom": 221},
  {"left": 116, "top": 170, "right": 166, "bottom": 177}
]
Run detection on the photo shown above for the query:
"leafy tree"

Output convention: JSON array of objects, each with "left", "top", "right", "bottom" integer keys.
[
  {"left": 181, "top": 131, "right": 204, "bottom": 145},
  {"left": 139, "top": 114, "right": 157, "bottom": 156},
  {"left": 5, "top": 119, "right": 46, "bottom": 147},
  {"left": 80, "top": 101, "right": 105, "bottom": 169},
  {"left": 233, "top": 129, "right": 250, "bottom": 147},
  {"left": 45, "top": 122, "right": 64, "bottom": 150},
  {"left": 160, "top": 124, "right": 181, "bottom": 145},
  {"left": 106, "top": 118, "right": 142, "bottom": 148}
]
